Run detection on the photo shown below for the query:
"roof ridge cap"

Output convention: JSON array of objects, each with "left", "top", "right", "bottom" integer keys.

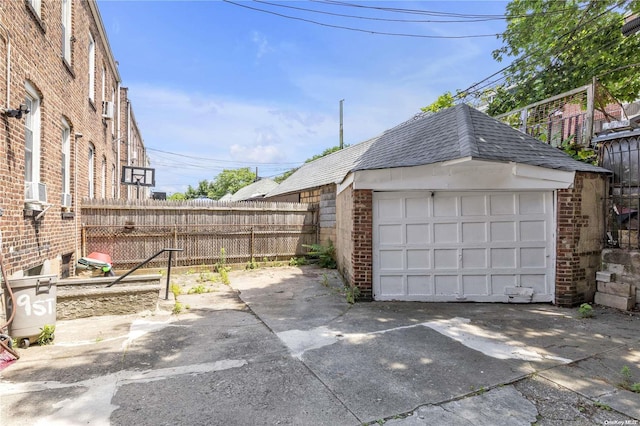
[{"left": 456, "top": 104, "right": 479, "bottom": 157}]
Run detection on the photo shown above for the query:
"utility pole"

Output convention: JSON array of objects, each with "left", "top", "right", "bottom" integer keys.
[{"left": 339, "top": 99, "right": 344, "bottom": 149}]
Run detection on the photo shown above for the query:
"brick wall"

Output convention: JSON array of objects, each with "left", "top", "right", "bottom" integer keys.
[
  {"left": 0, "top": 1, "right": 143, "bottom": 281},
  {"left": 555, "top": 172, "right": 607, "bottom": 306},
  {"left": 351, "top": 189, "right": 373, "bottom": 300}
]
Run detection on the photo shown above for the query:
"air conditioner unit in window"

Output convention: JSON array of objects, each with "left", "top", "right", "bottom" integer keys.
[
  {"left": 25, "top": 182, "right": 47, "bottom": 204},
  {"left": 61, "top": 193, "right": 72, "bottom": 208},
  {"left": 102, "top": 101, "right": 114, "bottom": 120}
]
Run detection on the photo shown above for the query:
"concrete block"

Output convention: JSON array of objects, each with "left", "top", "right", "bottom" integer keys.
[
  {"left": 597, "top": 281, "right": 634, "bottom": 297},
  {"left": 594, "top": 292, "right": 635, "bottom": 311},
  {"left": 596, "top": 271, "right": 616, "bottom": 283}
]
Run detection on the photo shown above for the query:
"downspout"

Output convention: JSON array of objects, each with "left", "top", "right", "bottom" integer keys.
[
  {"left": 116, "top": 83, "right": 121, "bottom": 198},
  {"left": 127, "top": 100, "right": 131, "bottom": 199}
]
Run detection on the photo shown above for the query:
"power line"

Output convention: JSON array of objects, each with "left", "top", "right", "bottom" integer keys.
[
  {"left": 254, "top": 0, "right": 507, "bottom": 23},
  {"left": 312, "top": 0, "right": 572, "bottom": 20},
  {"left": 147, "top": 146, "right": 302, "bottom": 166},
  {"left": 222, "top": 0, "right": 502, "bottom": 39}
]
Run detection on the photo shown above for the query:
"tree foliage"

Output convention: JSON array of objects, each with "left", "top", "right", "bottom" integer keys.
[
  {"left": 208, "top": 168, "right": 256, "bottom": 200},
  {"left": 421, "top": 92, "right": 456, "bottom": 113},
  {"left": 487, "top": 0, "right": 640, "bottom": 116}
]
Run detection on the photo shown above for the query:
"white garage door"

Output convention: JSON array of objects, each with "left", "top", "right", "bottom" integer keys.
[{"left": 373, "top": 191, "right": 555, "bottom": 302}]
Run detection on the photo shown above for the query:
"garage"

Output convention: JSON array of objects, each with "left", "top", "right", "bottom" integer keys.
[
  {"left": 373, "top": 190, "right": 555, "bottom": 302},
  {"left": 335, "top": 104, "right": 609, "bottom": 305}
]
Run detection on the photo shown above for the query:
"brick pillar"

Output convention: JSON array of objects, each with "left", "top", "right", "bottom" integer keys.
[
  {"left": 555, "top": 172, "right": 606, "bottom": 306},
  {"left": 352, "top": 189, "right": 373, "bottom": 300}
]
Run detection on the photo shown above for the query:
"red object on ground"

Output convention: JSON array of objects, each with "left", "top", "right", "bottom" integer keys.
[{"left": 86, "top": 252, "right": 112, "bottom": 265}]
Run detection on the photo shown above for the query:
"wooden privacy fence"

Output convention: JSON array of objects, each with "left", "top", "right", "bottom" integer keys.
[{"left": 81, "top": 199, "right": 318, "bottom": 269}]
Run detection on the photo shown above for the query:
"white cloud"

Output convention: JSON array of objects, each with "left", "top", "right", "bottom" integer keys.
[{"left": 251, "top": 31, "right": 272, "bottom": 59}]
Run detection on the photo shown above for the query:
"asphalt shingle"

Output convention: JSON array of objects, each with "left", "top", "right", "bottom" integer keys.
[{"left": 354, "top": 104, "right": 609, "bottom": 174}]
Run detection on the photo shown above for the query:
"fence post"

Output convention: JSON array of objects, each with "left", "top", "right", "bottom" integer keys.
[
  {"left": 81, "top": 225, "right": 87, "bottom": 258},
  {"left": 250, "top": 227, "right": 255, "bottom": 260}
]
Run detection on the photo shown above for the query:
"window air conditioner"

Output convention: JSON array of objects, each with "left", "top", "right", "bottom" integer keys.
[
  {"left": 61, "top": 192, "right": 72, "bottom": 208},
  {"left": 102, "top": 101, "right": 114, "bottom": 120},
  {"left": 25, "top": 182, "right": 47, "bottom": 204}
]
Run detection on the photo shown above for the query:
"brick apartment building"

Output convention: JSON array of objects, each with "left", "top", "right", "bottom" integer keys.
[{"left": 0, "top": 0, "right": 148, "bottom": 281}]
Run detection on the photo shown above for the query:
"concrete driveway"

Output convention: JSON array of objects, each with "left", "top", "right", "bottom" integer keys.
[{"left": 1, "top": 265, "right": 639, "bottom": 425}]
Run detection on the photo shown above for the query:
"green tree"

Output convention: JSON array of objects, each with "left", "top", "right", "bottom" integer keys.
[
  {"left": 168, "top": 192, "right": 186, "bottom": 201},
  {"left": 208, "top": 168, "right": 256, "bottom": 200},
  {"left": 184, "top": 180, "right": 212, "bottom": 199},
  {"left": 487, "top": 0, "right": 640, "bottom": 116},
  {"left": 421, "top": 92, "right": 456, "bottom": 113}
]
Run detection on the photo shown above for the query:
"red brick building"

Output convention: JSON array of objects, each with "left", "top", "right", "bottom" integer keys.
[{"left": 0, "top": 0, "right": 147, "bottom": 281}]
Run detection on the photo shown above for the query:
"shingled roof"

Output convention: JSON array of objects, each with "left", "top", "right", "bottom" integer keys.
[
  {"left": 266, "top": 137, "right": 378, "bottom": 197},
  {"left": 230, "top": 178, "right": 278, "bottom": 201},
  {"left": 353, "top": 103, "right": 608, "bottom": 174}
]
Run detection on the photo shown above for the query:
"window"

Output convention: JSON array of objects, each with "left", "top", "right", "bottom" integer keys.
[
  {"left": 61, "top": 119, "right": 71, "bottom": 197},
  {"left": 101, "top": 66, "right": 105, "bottom": 102},
  {"left": 28, "top": 0, "right": 42, "bottom": 18},
  {"left": 101, "top": 156, "right": 106, "bottom": 198},
  {"left": 62, "top": 0, "right": 72, "bottom": 63},
  {"left": 88, "top": 34, "right": 95, "bottom": 102},
  {"left": 24, "top": 83, "right": 41, "bottom": 185},
  {"left": 88, "top": 144, "right": 95, "bottom": 198},
  {"left": 111, "top": 164, "right": 116, "bottom": 199}
]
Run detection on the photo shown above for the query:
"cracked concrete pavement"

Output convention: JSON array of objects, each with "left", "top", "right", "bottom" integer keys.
[{"left": 1, "top": 265, "right": 639, "bottom": 425}]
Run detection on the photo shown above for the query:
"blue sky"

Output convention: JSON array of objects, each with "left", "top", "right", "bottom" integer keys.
[{"left": 97, "top": 0, "right": 510, "bottom": 195}]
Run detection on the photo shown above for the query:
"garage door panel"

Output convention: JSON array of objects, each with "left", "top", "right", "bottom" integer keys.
[
  {"left": 406, "top": 224, "right": 429, "bottom": 244},
  {"left": 406, "top": 197, "right": 429, "bottom": 218},
  {"left": 521, "top": 248, "right": 546, "bottom": 268},
  {"left": 461, "top": 195, "right": 487, "bottom": 216},
  {"left": 379, "top": 250, "right": 403, "bottom": 269},
  {"left": 434, "top": 197, "right": 457, "bottom": 216},
  {"left": 407, "top": 249, "right": 430, "bottom": 269},
  {"left": 462, "top": 275, "right": 488, "bottom": 295},
  {"left": 407, "top": 275, "right": 430, "bottom": 296},
  {"left": 380, "top": 275, "right": 404, "bottom": 295},
  {"left": 462, "top": 248, "right": 487, "bottom": 268},
  {"left": 520, "top": 221, "right": 546, "bottom": 241},
  {"left": 377, "top": 198, "right": 404, "bottom": 219},
  {"left": 491, "top": 222, "right": 516, "bottom": 241},
  {"left": 462, "top": 222, "right": 486, "bottom": 242},
  {"left": 520, "top": 193, "right": 546, "bottom": 214},
  {"left": 491, "top": 275, "right": 516, "bottom": 294},
  {"left": 434, "top": 275, "right": 458, "bottom": 294},
  {"left": 434, "top": 223, "right": 458, "bottom": 243},
  {"left": 373, "top": 191, "right": 554, "bottom": 303},
  {"left": 490, "top": 194, "right": 516, "bottom": 215},
  {"left": 434, "top": 249, "right": 458, "bottom": 269},
  {"left": 379, "top": 224, "right": 403, "bottom": 244},
  {"left": 491, "top": 248, "right": 516, "bottom": 268}
]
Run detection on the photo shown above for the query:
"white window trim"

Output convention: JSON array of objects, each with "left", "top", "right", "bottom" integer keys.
[
  {"left": 28, "top": 0, "right": 42, "bottom": 18},
  {"left": 101, "top": 156, "right": 106, "bottom": 198},
  {"left": 25, "top": 82, "right": 41, "bottom": 185},
  {"left": 88, "top": 144, "right": 95, "bottom": 199},
  {"left": 62, "top": 0, "right": 72, "bottom": 63},
  {"left": 61, "top": 118, "right": 71, "bottom": 195},
  {"left": 88, "top": 34, "right": 95, "bottom": 102}
]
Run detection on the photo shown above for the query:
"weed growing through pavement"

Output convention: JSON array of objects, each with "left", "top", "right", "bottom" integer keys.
[
  {"left": 578, "top": 303, "right": 594, "bottom": 318},
  {"left": 620, "top": 366, "right": 640, "bottom": 393},
  {"left": 37, "top": 324, "right": 55, "bottom": 345},
  {"left": 594, "top": 401, "right": 612, "bottom": 411}
]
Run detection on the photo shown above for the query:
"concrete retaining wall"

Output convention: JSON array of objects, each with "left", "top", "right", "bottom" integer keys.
[{"left": 56, "top": 274, "right": 163, "bottom": 320}]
